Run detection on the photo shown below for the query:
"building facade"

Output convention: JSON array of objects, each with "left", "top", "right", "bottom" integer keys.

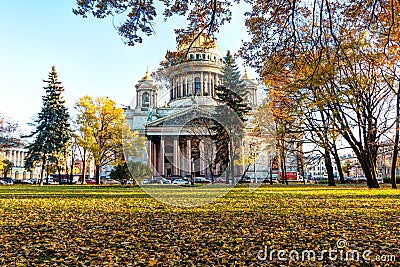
[{"left": 125, "top": 35, "right": 259, "bottom": 179}]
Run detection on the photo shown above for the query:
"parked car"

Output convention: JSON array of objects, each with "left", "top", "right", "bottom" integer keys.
[
  {"left": 145, "top": 177, "right": 171, "bottom": 184},
  {"left": 85, "top": 179, "right": 96, "bottom": 184},
  {"left": 160, "top": 178, "right": 171, "bottom": 184},
  {"left": 170, "top": 175, "right": 183, "bottom": 180},
  {"left": 172, "top": 179, "right": 189, "bottom": 185},
  {"left": 1, "top": 178, "right": 14, "bottom": 185},
  {"left": 261, "top": 177, "right": 281, "bottom": 183},
  {"left": 105, "top": 179, "right": 120, "bottom": 184},
  {"left": 22, "top": 179, "right": 34, "bottom": 184},
  {"left": 194, "top": 177, "right": 211, "bottom": 184}
]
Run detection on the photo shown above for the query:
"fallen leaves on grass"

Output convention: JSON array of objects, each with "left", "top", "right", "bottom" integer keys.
[{"left": 0, "top": 186, "right": 398, "bottom": 266}]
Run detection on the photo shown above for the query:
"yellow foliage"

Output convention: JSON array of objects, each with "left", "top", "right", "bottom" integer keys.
[
  {"left": 75, "top": 96, "right": 145, "bottom": 167},
  {"left": 0, "top": 157, "right": 5, "bottom": 172}
]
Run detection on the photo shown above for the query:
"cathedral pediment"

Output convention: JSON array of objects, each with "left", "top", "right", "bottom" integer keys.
[{"left": 146, "top": 106, "right": 215, "bottom": 127}]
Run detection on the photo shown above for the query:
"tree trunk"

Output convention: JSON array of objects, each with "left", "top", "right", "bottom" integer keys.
[
  {"left": 82, "top": 149, "right": 87, "bottom": 184},
  {"left": 269, "top": 156, "right": 274, "bottom": 185},
  {"left": 296, "top": 143, "right": 305, "bottom": 178},
  {"left": 225, "top": 163, "right": 230, "bottom": 184},
  {"left": 332, "top": 144, "right": 345, "bottom": 184},
  {"left": 390, "top": 84, "right": 400, "bottom": 189},
  {"left": 230, "top": 138, "right": 235, "bottom": 185},
  {"left": 209, "top": 163, "right": 214, "bottom": 183},
  {"left": 279, "top": 147, "right": 288, "bottom": 185},
  {"left": 280, "top": 153, "right": 284, "bottom": 184},
  {"left": 70, "top": 155, "right": 75, "bottom": 184},
  {"left": 39, "top": 156, "right": 46, "bottom": 186},
  {"left": 46, "top": 165, "right": 50, "bottom": 185},
  {"left": 359, "top": 154, "right": 380, "bottom": 188},
  {"left": 324, "top": 148, "right": 336, "bottom": 186},
  {"left": 95, "top": 164, "right": 100, "bottom": 185},
  {"left": 57, "top": 164, "right": 62, "bottom": 185}
]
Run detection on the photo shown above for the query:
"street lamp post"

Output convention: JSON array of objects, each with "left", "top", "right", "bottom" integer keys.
[{"left": 191, "top": 158, "right": 195, "bottom": 185}]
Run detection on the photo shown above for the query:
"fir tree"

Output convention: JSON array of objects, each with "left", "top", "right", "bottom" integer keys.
[
  {"left": 211, "top": 52, "right": 251, "bottom": 184},
  {"left": 24, "top": 66, "right": 71, "bottom": 186},
  {"left": 109, "top": 162, "right": 133, "bottom": 185},
  {"left": 222, "top": 50, "right": 246, "bottom": 95}
]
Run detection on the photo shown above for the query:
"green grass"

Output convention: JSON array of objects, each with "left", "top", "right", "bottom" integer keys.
[{"left": 0, "top": 185, "right": 399, "bottom": 266}]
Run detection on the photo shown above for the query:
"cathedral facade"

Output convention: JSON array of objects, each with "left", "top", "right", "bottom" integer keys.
[{"left": 124, "top": 36, "right": 260, "bottom": 179}]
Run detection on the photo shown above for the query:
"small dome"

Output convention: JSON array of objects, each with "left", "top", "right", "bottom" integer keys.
[
  {"left": 242, "top": 69, "right": 252, "bottom": 80},
  {"left": 242, "top": 69, "right": 257, "bottom": 87},
  {"left": 140, "top": 70, "right": 152, "bottom": 81},
  {"left": 177, "top": 33, "right": 222, "bottom": 57}
]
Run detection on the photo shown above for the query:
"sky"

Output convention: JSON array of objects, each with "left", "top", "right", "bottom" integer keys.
[{"left": 0, "top": 1, "right": 255, "bottom": 132}]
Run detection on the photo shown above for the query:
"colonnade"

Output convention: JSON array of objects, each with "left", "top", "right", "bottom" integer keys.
[
  {"left": 170, "top": 71, "right": 222, "bottom": 100},
  {"left": 147, "top": 136, "right": 220, "bottom": 177},
  {"left": 1, "top": 149, "right": 26, "bottom": 167}
]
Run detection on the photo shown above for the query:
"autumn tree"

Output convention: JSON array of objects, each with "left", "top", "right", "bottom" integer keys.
[
  {"left": 342, "top": 161, "right": 353, "bottom": 177},
  {"left": 73, "top": 0, "right": 235, "bottom": 47},
  {"left": 75, "top": 96, "right": 144, "bottom": 185},
  {"left": 126, "top": 161, "right": 153, "bottom": 181},
  {"left": 238, "top": 0, "right": 400, "bottom": 189},
  {"left": 24, "top": 66, "right": 71, "bottom": 186},
  {"left": 0, "top": 116, "right": 20, "bottom": 151},
  {"left": 267, "top": 81, "right": 302, "bottom": 185},
  {"left": 0, "top": 116, "right": 21, "bottom": 179},
  {"left": 71, "top": 116, "right": 92, "bottom": 184},
  {"left": 73, "top": 0, "right": 400, "bottom": 189},
  {"left": 0, "top": 158, "right": 5, "bottom": 175},
  {"left": 1, "top": 159, "right": 13, "bottom": 179},
  {"left": 253, "top": 100, "right": 277, "bottom": 181}
]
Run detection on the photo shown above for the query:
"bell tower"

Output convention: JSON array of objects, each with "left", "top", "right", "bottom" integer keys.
[
  {"left": 132, "top": 70, "right": 158, "bottom": 111},
  {"left": 241, "top": 69, "right": 258, "bottom": 106}
]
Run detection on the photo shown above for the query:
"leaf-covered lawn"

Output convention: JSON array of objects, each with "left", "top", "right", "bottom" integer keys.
[{"left": 0, "top": 185, "right": 399, "bottom": 266}]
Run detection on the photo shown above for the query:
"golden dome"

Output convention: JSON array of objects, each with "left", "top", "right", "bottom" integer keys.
[
  {"left": 242, "top": 69, "right": 252, "bottom": 80},
  {"left": 140, "top": 69, "right": 152, "bottom": 81},
  {"left": 177, "top": 33, "right": 222, "bottom": 57}
]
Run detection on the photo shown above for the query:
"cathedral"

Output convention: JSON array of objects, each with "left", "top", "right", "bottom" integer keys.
[{"left": 124, "top": 35, "right": 261, "bottom": 180}]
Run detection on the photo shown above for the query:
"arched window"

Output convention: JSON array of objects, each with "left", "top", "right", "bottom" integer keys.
[
  {"left": 195, "top": 77, "right": 201, "bottom": 94},
  {"left": 142, "top": 92, "right": 150, "bottom": 107}
]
